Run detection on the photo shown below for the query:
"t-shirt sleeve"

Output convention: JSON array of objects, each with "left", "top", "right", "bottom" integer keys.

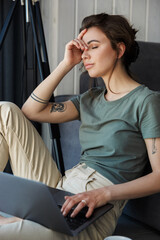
[
  {"left": 70, "top": 95, "right": 80, "bottom": 116},
  {"left": 139, "top": 92, "right": 160, "bottom": 139}
]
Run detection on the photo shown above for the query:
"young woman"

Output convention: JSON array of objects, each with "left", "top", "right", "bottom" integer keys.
[{"left": 0, "top": 13, "right": 160, "bottom": 240}]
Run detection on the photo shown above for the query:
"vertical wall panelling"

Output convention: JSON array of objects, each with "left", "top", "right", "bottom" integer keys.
[
  {"left": 40, "top": 0, "right": 58, "bottom": 79},
  {"left": 112, "top": 0, "right": 116, "bottom": 14},
  {"left": 148, "top": 0, "right": 160, "bottom": 42},
  {"left": 57, "top": 0, "right": 75, "bottom": 95},
  {"left": 94, "top": 0, "right": 97, "bottom": 14},
  {"left": 145, "top": 0, "right": 149, "bottom": 41},
  {"left": 114, "top": 0, "right": 131, "bottom": 19},
  {"left": 132, "top": 0, "right": 147, "bottom": 41},
  {"left": 96, "top": 0, "right": 113, "bottom": 14},
  {"left": 129, "top": 0, "right": 133, "bottom": 22},
  {"left": 73, "top": 0, "right": 95, "bottom": 94}
]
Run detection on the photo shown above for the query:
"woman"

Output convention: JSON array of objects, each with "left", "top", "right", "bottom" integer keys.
[{"left": 0, "top": 13, "right": 160, "bottom": 240}]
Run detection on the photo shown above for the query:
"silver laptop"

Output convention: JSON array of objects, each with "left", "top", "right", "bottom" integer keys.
[{"left": 0, "top": 172, "right": 113, "bottom": 236}]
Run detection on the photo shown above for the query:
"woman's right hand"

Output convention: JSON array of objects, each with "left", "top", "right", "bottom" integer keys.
[
  {"left": 63, "top": 29, "right": 88, "bottom": 68},
  {"left": 61, "top": 187, "right": 112, "bottom": 218}
]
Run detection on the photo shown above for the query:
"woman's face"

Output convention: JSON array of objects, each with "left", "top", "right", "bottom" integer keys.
[{"left": 82, "top": 27, "right": 118, "bottom": 79}]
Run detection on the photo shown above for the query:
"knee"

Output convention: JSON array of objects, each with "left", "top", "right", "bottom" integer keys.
[
  {"left": 0, "top": 101, "right": 19, "bottom": 108},
  {"left": 0, "top": 101, "right": 21, "bottom": 113},
  {"left": 0, "top": 102, "right": 22, "bottom": 124}
]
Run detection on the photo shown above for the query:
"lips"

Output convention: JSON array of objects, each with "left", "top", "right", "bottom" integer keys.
[{"left": 84, "top": 63, "right": 94, "bottom": 70}]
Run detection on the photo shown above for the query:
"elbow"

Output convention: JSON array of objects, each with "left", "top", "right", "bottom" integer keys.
[
  {"left": 152, "top": 169, "right": 160, "bottom": 178},
  {"left": 21, "top": 103, "right": 44, "bottom": 122},
  {"left": 151, "top": 170, "right": 160, "bottom": 192},
  {"left": 21, "top": 104, "right": 35, "bottom": 121}
]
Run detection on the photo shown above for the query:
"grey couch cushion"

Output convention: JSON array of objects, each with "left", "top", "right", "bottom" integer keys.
[
  {"left": 130, "top": 41, "right": 160, "bottom": 91},
  {"left": 123, "top": 193, "right": 160, "bottom": 232},
  {"left": 55, "top": 95, "right": 81, "bottom": 171},
  {"left": 114, "top": 213, "right": 160, "bottom": 240}
]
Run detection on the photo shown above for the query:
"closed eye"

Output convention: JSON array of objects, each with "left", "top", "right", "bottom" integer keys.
[{"left": 92, "top": 46, "right": 98, "bottom": 49}]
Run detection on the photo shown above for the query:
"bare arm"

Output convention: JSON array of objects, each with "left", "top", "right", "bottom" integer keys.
[
  {"left": 61, "top": 138, "right": 160, "bottom": 218},
  {"left": 22, "top": 29, "right": 88, "bottom": 123},
  {"left": 22, "top": 61, "right": 79, "bottom": 123},
  {"left": 107, "top": 138, "right": 160, "bottom": 200}
]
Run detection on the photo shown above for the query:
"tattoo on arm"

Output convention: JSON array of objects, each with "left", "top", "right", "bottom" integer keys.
[
  {"left": 30, "top": 92, "right": 49, "bottom": 104},
  {"left": 50, "top": 102, "right": 66, "bottom": 113},
  {"left": 152, "top": 138, "right": 157, "bottom": 154}
]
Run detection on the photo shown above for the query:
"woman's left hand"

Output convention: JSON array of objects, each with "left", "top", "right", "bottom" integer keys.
[{"left": 61, "top": 187, "right": 110, "bottom": 218}]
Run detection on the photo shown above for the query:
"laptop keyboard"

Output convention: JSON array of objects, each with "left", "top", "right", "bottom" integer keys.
[{"left": 58, "top": 205, "right": 89, "bottom": 230}]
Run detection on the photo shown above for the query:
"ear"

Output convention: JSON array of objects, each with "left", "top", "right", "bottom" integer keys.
[{"left": 117, "top": 42, "right": 126, "bottom": 59}]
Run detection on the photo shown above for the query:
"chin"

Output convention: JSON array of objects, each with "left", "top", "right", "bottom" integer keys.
[{"left": 87, "top": 70, "right": 102, "bottom": 79}]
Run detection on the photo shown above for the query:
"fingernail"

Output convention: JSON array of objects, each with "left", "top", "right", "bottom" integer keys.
[
  {"left": 62, "top": 211, "right": 66, "bottom": 216},
  {"left": 71, "top": 213, "right": 74, "bottom": 218}
]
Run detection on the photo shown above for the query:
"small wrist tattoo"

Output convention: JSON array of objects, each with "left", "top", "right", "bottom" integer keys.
[
  {"left": 30, "top": 92, "right": 49, "bottom": 104},
  {"left": 50, "top": 102, "right": 66, "bottom": 112}
]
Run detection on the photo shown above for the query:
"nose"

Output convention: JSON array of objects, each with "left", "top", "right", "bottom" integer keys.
[{"left": 81, "top": 49, "right": 90, "bottom": 60}]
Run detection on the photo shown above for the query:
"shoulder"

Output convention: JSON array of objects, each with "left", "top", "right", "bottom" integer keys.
[
  {"left": 132, "top": 85, "right": 160, "bottom": 107},
  {"left": 70, "top": 87, "right": 104, "bottom": 109},
  {"left": 138, "top": 86, "right": 160, "bottom": 107},
  {"left": 137, "top": 86, "right": 160, "bottom": 123}
]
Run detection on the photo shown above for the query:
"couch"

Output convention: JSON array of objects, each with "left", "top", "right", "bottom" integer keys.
[{"left": 54, "top": 41, "right": 160, "bottom": 239}]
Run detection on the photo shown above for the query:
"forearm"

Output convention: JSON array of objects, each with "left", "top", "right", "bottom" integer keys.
[
  {"left": 107, "top": 171, "right": 160, "bottom": 202},
  {"left": 22, "top": 60, "right": 72, "bottom": 115},
  {"left": 33, "top": 61, "right": 72, "bottom": 101},
  {"left": 22, "top": 29, "right": 87, "bottom": 118}
]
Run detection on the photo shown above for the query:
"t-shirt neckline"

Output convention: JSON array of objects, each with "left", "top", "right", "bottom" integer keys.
[{"left": 102, "top": 85, "right": 144, "bottom": 104}]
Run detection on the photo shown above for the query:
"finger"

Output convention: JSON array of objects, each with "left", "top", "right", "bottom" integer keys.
[
  {"left": 78, "top": 28, "right": 87, "bottom": 40},
  {"left": 86, "top": 205, "right": 95, "bottom": 218},
  {"left": 74, "top": 39, "right": 88, "bottom": 50},
  {"left": 61, "top": 196, "right": 71, "bottom": 212},
  {"left": 70, "top": 200, "right": 87, "bottom": 218},
  {"left": 61, "top": 197, "right": 78, "bottom": 217},
  {"left": 69, "top": 39, "right": 81, "bottom": 50},
  {"left": 64, "top": 195, "right": 70, "bottom": 200},
  {"left": 73, "top": 39, "right": 84, "bottom": 50},
  {"left": 66, "top": 39, "right": 81, "bottom": 52}
]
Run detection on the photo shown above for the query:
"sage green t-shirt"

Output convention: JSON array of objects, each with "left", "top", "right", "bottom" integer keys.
[{"left": 71, "top": 85, "right": 160, "bottom": 184}]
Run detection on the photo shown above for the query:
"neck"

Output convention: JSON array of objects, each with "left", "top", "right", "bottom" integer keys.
[{"left": 102, "top": 63, "right": 140, "bottom": 101}]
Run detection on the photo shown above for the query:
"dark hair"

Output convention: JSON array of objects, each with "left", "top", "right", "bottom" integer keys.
[{"left": 80, "top": 13, "right": 139, "bottom": 78}]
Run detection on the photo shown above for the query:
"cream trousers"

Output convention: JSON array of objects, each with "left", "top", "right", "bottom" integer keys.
[{"left": 0, "top": 102, "right": 126, "bottom": 240}]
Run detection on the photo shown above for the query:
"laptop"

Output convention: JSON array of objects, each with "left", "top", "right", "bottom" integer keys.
[{"left": 0, "top": 172, "right": 113, "bottom": 236}]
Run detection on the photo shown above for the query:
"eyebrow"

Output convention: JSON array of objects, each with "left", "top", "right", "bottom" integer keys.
[{"left": 87, "top": 40, "right": 100, "bottom": 45}]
